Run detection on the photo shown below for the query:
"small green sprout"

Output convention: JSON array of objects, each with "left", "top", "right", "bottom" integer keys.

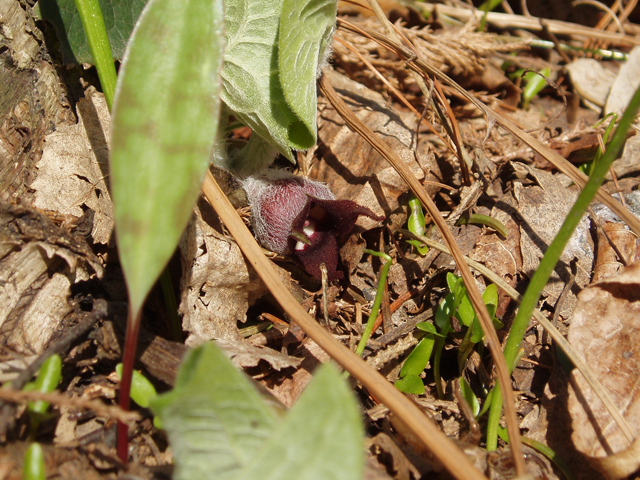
[
  {"left": 457, "top": 214, "right": 508, "bottom": 239},
  {"left": 405, "top": 194, "right": 428, "bottom": 256},
  {"left": 23, "top": 354, "right": 62, "bottom": 417},
  {"left": 394, "top": 322, "right": 438, "bottom": 395},
  {"left": 432, "top": 274, "right": 502, "bottom": 399},
  {"left": 23, "top": 442, "right": 46, "bottom": 480},
  {"left": 510, "top": 68, "right": 551, "bottom": 109},
  {"left": 115, "top": 364, "right": 162, "bottom": 429},
  {"left": 355, "top": 250, "right": 392, "bottom": 357}
]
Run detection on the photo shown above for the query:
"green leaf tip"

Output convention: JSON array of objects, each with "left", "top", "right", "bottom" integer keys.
[{"left": 110, "top": 0, "right": 225, "bottom": 314}]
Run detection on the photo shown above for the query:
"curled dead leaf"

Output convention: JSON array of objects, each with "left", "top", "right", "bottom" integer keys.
[{"left": 567, "top": 261, "right": 640, "bottom": 479}]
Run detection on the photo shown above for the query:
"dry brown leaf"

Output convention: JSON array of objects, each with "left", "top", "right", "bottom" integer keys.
[
  {"left": 216, "top": 340, "right": 301, "bottom": 371},
  {"left": 179, "top": 199, "right": 267, "bottom": 345},
  {"left": 512, "top": 163, "right": 592, "bottom": 316},
  {"left": 31, "top": 89, "right": 114, "bottom": 244},
  {"left": 606, "top": 46, "right": 640, "bottom": 115},
  {"left": 566, "top": 59, "right": 617, "bottom": 112},
  {"left": 0, "top": 199, "right": 101, "bottom": 353},
  {"left": 567, "top": 261, "right": 640, "bottom": 479},
  {"left": 314, "top": 69, "right": 441, "bottom": 231}
]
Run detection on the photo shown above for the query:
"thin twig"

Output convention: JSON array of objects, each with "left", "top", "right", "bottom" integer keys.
[{"left": 0, "top": 388, "right": 139, "bottom": 424}]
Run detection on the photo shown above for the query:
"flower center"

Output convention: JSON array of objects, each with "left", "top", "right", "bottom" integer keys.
[{"left": 294, "top": 219, "right": 316, "bottom": 251}]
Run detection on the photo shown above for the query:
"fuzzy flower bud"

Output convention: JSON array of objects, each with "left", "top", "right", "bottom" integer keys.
[{"left": 242, "top": 170, "right": 383, "bottom": 280}]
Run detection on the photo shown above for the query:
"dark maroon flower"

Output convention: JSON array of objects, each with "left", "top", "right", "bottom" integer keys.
[{"left": 242, "top": 171, "right": 383, "bottom": 280}]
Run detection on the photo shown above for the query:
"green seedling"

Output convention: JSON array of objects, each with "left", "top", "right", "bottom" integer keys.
[
  {"left": 21, "top": 354, "right": 61, "bottom": 480},
  {"left": 510, "top": 68, "right": 551, "bottom": 109},
  {"left": 23, "top": 442, "right": 46, "bottom": 480},
  {"left": 355, "top": 250, "right": 393, "bottom": 357},
  {"left": 23, "top": 354, "right": 62, "bottom": 421},
  {"left": 394, "top": 322, "right": 438, "bottom": 395},
  {"left": 406, "top": 194, "right": 428, "bottom": 256},
  {"left": 432, "top": 273, "right": 501, "bottom": 399},
  {"left": 457, "top": 214, "right": 508, "bottom": 239},
  {"left": 115, "top": 363, "right": 162, "bottom": 429}
]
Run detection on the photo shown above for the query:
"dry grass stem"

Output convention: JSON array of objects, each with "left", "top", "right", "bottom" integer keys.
[{"left": 0, "top": 388, "right": 140, "bottom": 424}]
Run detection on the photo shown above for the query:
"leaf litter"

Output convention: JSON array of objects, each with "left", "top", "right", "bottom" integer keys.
[{"left": 2, "top": 0, "right": 640, "bottom": 479}]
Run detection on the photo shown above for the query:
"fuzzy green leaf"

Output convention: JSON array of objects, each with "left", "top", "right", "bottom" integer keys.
[
  {"left": 110, "top": 0, "right": 224, "bottom": 314},
  {"left": 221, "top": 0, "right": 298, "bottom": 166},
  {"left": 37, "top": 0, "right": 147, "bottom": 64},
  {"left": 278, "top": 0, "right": 337, "bottom": 147},
  {"left": 236, "top": 363, "right": 365, "bottom": 480},
  {"left": 150, "top": 343, "right": 280, "bottom": 480}
]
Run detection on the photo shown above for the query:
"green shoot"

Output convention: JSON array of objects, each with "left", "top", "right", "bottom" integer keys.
[
  {"left": 24, "top": 354, "right": 62, "bottom": 419},
  {"left": 355, "top": 250, "right": 392, "bottom": 357},
  {"left": 72, "top": 0, "right": 117, "bottom": 109},
  {"left": 485, "top": 85, "right": 640, "bottom": 451},
  {"left": 457, "top": 214, "right": 508, "bottom": 238},
  {"left": 432, "top": 274, "right": 500, "bottom": 399},
  {"left": 406, "top": 194, "right": 428, "bottom": 255},
  {"left": 23, "top": 442, "right": 46, "bottom": 480},
  {"left": 394, "top": 322, "right": 437, "bottom": 395},
  {"left": 518, "top": 68, "right": 551, "bottom": 110}
]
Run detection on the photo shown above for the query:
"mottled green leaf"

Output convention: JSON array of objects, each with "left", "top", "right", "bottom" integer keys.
[
  {"left": 110, "top": 0, "right": 224, "bottom": 314},
  {"left": 37, "top": 0, "right": 147, "bottom": 64},
  {"left": 278, "top": 0, "right": 337, "bottom": 148},
  {"left": 150, "top": 343, "right": 280, "bottom": 480},
  {"left": 236, "top": 363, "right": 364, "bottom": 480}
]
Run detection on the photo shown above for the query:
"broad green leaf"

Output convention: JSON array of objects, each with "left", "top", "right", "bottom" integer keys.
[
  {"left": 399, "top": 335, "right": 435, "bottom": 378},
  {"left": 459, "top": 377, "right": 480, "bottom": 417},
  {"left": 110, "top": 0, "right": 224, "bottom": 314},
  {"left": 482, "top": 284, "right": 498, "bottom": 310},
  {"left": 221, "top": 0, "right": 298, "bottom": 167},
  {"left": 469, "top": 317, "right": 484, "bottom": 344},
  {"left": 150, "top": 343, "right": 280, "bottom": 480},
  {"left": 27, "top": 354, "right": 62, "bottom": 415},
  {"left": 278, "top": 0, "right": 337, "bottom": 148},
  {"left": 236, "top": 363, "right": 364, "bottom": 480},
  {"left": 395, "top": 374, "right": 425, "bottom": 395},
  {"left": 37, "top": 0, "right": 147, "bottom": 64}
]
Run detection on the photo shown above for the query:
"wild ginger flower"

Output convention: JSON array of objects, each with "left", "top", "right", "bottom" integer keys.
[{"left": 242, "top": 170, "right": 383, "bottom": 280}]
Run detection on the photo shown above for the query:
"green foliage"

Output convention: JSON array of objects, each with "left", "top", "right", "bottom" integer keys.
[
  {"left": 432, "top": 274, "right": 501, "bottom": 399},
  {"left": 24, "top": 354, "right": 62, "bottom": 416},
  {"left": 459, "top": 378, "right": 480, "bottom": 417},
  {"left": 395, "top": 322, "right": 436, "bottom": 395},
  {"left": 279, "top": 0, "right": 337, "bottom": 147},
  {"left": 115, "top": 364, "right": 157, "bottom": 409},
  {"left": 110, "top": 0, "right": 225, "bottom": 314},
  {"left": 38, "top": 0, "right": 146, "bottom": 64},
  {"left": 405, "top": 194, "right": 428, "bottom": 255},
  {"left": 512, "top": 68, "right": 551, "bottom": 109},
  {"left": 23, "top": 443, "right": 46, "bottom": 480},
  {"left": 150, "top": 343, "right": 364, "bottom": 480},
  {"left": 580, "top": 113, "right": 617, "bottom": 176}
]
